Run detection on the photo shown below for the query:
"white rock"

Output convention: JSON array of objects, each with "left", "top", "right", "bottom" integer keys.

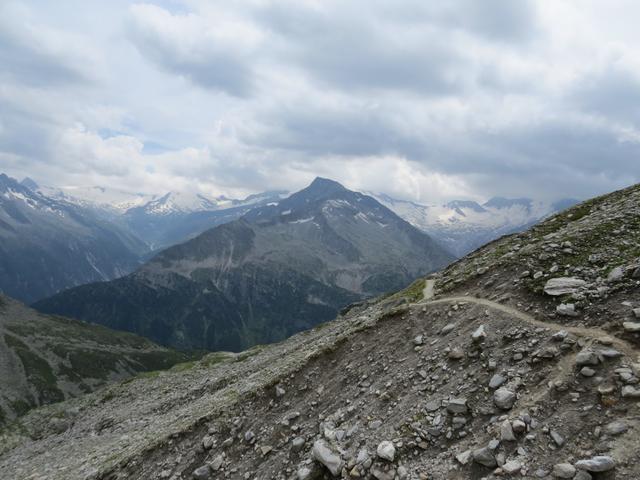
[
  {"left": 376, "top": 441, "right": 396, "bottom": 462},
  {"left": 607, "top": 267, "right": 624, "bottom": 282},
  {"left": 544, "top": 277, "right": 586, "bottom": 296},
  {"left": 502, "top": 460, "right": 522, "bottom": 474},
  {"left": 557, "top": 303, "right": 578, "bottom": 317},
  {"left": 472, "top": 325, "right": 487, "bottom": 343},
  {"left": 312, "top": 440, "right": 343, "bottom": 475},
  {"left": 623, "top": 322, "right": 640, "bottom": 333},
  {"left": 552, "top": 463, "right": 576, "bottom": 478}
]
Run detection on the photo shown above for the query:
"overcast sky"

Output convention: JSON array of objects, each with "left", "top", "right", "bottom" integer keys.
[{"left": 1, "top": 0, "right": 639, "bottom": 202}]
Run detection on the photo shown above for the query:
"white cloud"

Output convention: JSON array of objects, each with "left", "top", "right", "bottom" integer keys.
[{"left": 0, "top": 0, "right": 639, "bottom": 203}]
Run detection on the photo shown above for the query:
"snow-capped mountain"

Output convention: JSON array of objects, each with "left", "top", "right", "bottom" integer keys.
[
  {"left": 123, "top": 190, "right": 289, "bottom": 250},
  {"left": 36, "top": 178, "right": 453, "bottom": 352},
  {"left": 24, "top": 181, "right": 157, "bottom": 214},
  {"left": 367, "top": 193, "right": 579, "bottom": 257},
  {"left": 0, "top": 174, "right": 147, "bottom": 303}
]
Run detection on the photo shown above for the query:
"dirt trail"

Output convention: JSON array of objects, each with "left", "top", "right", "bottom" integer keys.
[{"left": 419, "top": 280, "right": 639, "bottom": 359}]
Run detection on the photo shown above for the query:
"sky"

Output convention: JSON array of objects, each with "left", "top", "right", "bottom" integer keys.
[{"left": 1, "top": 0, "right": 639, "bottom": 203}]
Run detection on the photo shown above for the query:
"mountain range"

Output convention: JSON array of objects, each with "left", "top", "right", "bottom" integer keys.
[
  {"left": 0, "top": 174, "right": 147, "bottom": 303},
  {"left": 34, "top": 178, "right": 454, "bottom": 351},
  {"left": 368, "top": 193, "right": 579, "bottom": 257},
  {"left": 3, "top": 181, "right": 638, "bottom": 480},
  {"left": 2, "top": 171, "right": 578, "bottom": 307}
]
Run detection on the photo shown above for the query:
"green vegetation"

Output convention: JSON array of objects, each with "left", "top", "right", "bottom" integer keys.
[{"left": 4, "top": 334, "right": 64, "bottom": 405}]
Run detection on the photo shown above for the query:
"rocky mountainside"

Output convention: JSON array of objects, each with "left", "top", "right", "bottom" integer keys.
[
  {"left": 0, "top": 174, "right": 148, "bottom": 303},
  {"left": 0, "top": 294, "right": 190, "bottom": 426},
  {"left": 34, "top": 178, "right": 453, "bottom": 352},
  {"left": 4, "top": 182, "right": 639, "bottom": 479},
  {"left": 370, "top": 193, "right": 578, "bottom": 257}
]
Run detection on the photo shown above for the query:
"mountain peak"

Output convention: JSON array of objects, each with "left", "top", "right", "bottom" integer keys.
[
  {"left": 298, "top": 177, "right": 348, "bottom": 199},
  {"left": 483, "top": 197, "right": 533, "bottom": 210},
  {"left": 20, "top": 177, "right": 39, "bottom": 191}
]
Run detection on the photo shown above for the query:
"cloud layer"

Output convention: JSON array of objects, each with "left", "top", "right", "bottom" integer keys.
[{"left": 1, "top": 0, "right": 639, "bottom": 202}]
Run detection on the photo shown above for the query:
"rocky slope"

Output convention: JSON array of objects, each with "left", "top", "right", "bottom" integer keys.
[
  {"left": 0, "top": 174, "right": 147, "bottom": 303},
  {"left": 370, "top": 193, "right": 578, "bottom": 257},
  {"left": 2, "top": 182, "right": 639, "bottom": 479},
  {"left": 35, "top": 178, "right": 453, "bottom": 352},
  {"left": 0, "top": 294, "right": 191, "bottom": 426}
]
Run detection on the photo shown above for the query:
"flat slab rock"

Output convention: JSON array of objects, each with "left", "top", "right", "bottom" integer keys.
[{"left": 544, "top": 277, "right": 587, "bottom": 296}]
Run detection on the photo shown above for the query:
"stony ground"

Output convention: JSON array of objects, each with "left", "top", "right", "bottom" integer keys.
[{"left": 0, "top": 183, "right": 639, "bottom": 480}]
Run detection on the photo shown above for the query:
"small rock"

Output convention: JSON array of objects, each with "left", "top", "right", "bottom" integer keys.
[
  {"left": 544, "top": 277, "right": 586, "bottom": 296},
  {"left": 501, "top": 420, "right": 516, "bottom": 442},
  {"left": 557, "top": 303, "right": 578, "bottom": 317},
  {"left": 312, "top": 440, "right": 343, "bottom": 476},
  {"left": 376, "top": 441, "right": 396, "bottom": 462},
  {"left": 493, "top": 388, "right": 516, "bottom": 410},
  {"left": 575, "top": 456, "right": 615, "bottom": 472},
  {"left": 575, "top": 351, "right": 599, "bottom": 367},
  {"left": 604, "top": 421, "right": 628, "bottom": 436},
  {"left": 414, "top": 335, "right": 424, "bottom": 345},
  {"left": 550, "top": 430, "right": 565, "bottom": 447},
  {"left": 489, "top": 374, "right": 506, "bottom": 389},
  {"left": 291, "top": 437, "right": 306, "bottom": 452},
  {"left": 503, "top": 460, "right": 522, "bottom": 474},
  {"left": 441, "top": 323, "right": 455, "bottom": 335},
  {"left": 472, "top": 325, "right": 487, "bottom": 343},
  {"left": 580, "top": 367, "right": 596, "bottom": 377},
  {"left": 552, "top": 463, "right": 576, "bottom": 478},
  {"left": 446, "top": 398, "right": 468, "bottom": 414},
  {"left": 456, "top": 449, "right": 472, "bottom": 465},
  {"left": 623, "top": 322, "right": 640, "bottom": 333},
  {"left": 607, "top": 267, "right": 624, "bottom": 282},
  {"left": 472, "top": 446, "right": 497, "bottom": 467},
  {"left": 621, "top": 385, "right": 640, "bottom": 398},
  {"left": 192, "top": 465, "right": 211, "bottom": 480},
  {"left": 448, "top": 348, "right": 464, "bottom": 360}
]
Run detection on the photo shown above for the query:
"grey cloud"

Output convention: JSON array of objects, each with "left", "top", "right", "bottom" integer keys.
[
  {"left": 569, "top": 65, "right": 640, "bottom": 125},
  {"left": 127, "top": 6, "right": 255, "bottom": 97},
  {"left": 0, "top": 22, "right": 92, "bottom": 87}
]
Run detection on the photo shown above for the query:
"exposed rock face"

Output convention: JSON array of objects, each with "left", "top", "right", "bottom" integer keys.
[
  {"left": 2, "top": 183, "right": 640, "bottom": 479},
  {"left": 35, "top": 178, "right": 453, "bottom": 352}
]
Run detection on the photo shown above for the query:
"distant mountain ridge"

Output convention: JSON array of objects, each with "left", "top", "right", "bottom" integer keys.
[
  {"left": 0, "top": 174, "right": 147, "bottom": 303},
  {"left": 34, "top": 178, "right": 454, "bottom": 352},
  {"left": 368, "top": 192, "right": 579, "bottom": 257}
]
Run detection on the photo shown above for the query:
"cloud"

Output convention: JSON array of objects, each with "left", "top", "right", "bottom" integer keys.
[
  {"left": 0, "top": 0, "right": 639, "bottom": 205},
  {"left": 127, "top": 3, "right": 261, "bottom": 97},
  {"left": 0, "top": 2, "right": 100, "bottom": 87}
]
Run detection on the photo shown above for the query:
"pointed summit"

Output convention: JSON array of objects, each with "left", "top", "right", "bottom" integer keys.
[
  {"left": 290, "top": 177, "right": 347, "bottom": 203},
  {"left": 21, "top": 177, "right": 39, "bottom": 191}
]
